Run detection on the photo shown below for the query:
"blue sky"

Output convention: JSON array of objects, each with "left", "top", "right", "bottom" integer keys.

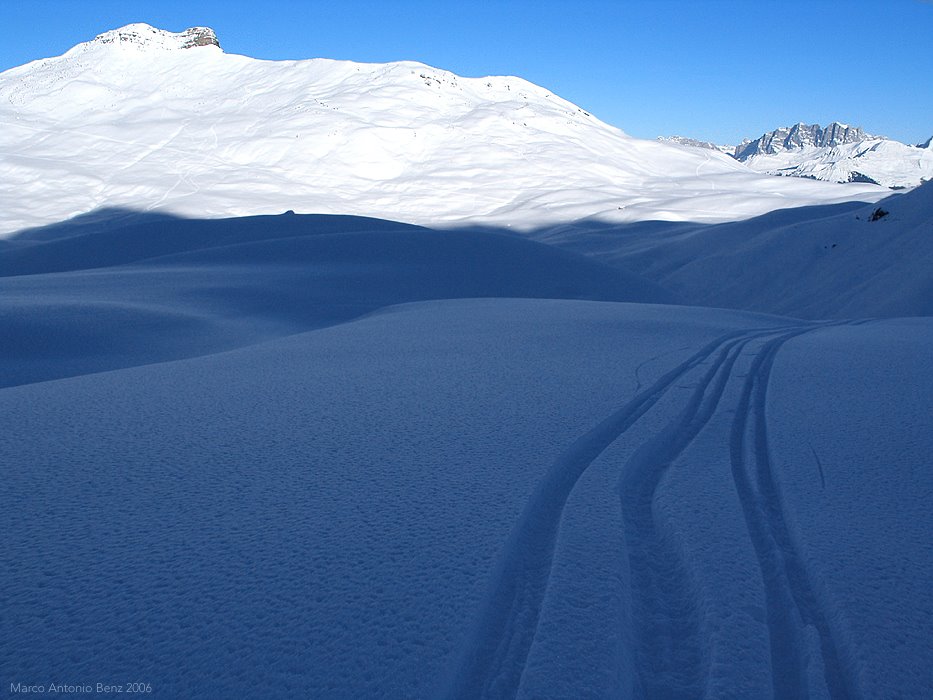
[{"left": 2, "top": 0, "right": 931, "bottom": 145}]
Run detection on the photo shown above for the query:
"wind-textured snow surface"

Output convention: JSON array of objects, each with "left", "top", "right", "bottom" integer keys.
[
  {"left": 0, "top": 23, "right": 889, "bottom": 237},
  {"left": 2, "top": 204, "right": 932, "bottom": 698}
]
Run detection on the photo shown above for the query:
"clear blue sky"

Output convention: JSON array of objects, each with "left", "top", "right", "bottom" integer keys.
[{"left": 2, "top": 0, "right": 931, "bottom": 145}]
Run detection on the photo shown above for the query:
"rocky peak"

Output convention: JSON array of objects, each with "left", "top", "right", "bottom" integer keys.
[
  {"left": 90, "top": 23, "right": 220, "bottom": 51},
  {"left": 179, "top": 27, "right": 221, "bottom": 49},
  {"left": 734, "top": 121, "right": 877, "bottom": 161}
]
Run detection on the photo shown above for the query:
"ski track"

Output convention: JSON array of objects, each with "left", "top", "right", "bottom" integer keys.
[
  {"left": 446, "top": 321, "right": 873, "bottom": 698},
  {"left": 730, "top": 323, "right": 865, "bottom": 700},
  {"left": 443, "top": 327, "right": 773, "bottom": 699},
  {"left": 619, "top": 332, "right": 760, "bottom": 699},
  {"left": 809, "top": 444, "right": 827, "bottom": 490}
]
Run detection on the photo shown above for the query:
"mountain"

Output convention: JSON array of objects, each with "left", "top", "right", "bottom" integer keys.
[
  {"left": 733, "top": 121, "right": 875, "bottom": 160},
  {"left": 656, "top": 135, "right": 734, "bottom": 154},
  {"left": 660, "top": 121, "right": 933, "bottom": 189},
  {"left": 0, "top": 24, "right": 888, "bottom": 237},
  {"left": 735, "top": 122, "right": 933, "bottom": 189},
  {"left": 2, "top": 24, "right": 931, "bottom": 700}
]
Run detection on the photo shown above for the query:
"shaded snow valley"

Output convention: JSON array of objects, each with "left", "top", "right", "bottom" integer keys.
[{"left": 2, "top": 189, "right": 932, "bottom": 699}]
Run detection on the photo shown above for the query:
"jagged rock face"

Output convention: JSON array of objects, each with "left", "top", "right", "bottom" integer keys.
[
  {"left": 734, "top": 122, "right": 875, "bottom": 160},
  {"left": 179, "top": 27, "right": 220, "bottom": 49},
  {"left": 91, "top": 23, "right": 220, "bottom": 50}
]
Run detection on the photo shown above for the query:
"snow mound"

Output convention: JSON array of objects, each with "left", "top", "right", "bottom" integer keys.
[{"left": 0, "top": 212, "right": 670, "bottom": 388}]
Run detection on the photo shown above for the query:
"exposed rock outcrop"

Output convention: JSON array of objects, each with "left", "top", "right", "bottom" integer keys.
[
  {"left": 91, "top": 23, "right": 220, "bottom": 50},
  {"left": 734, "top": 122, "right": 876, "bottom": 160}
]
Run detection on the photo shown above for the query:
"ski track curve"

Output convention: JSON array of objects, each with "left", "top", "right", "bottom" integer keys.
[
  {"left": 442, "top": 327, "right": 778, "bottom": 699},
  {"left": 617, "top": 332, "right": 761, "bottom": 699},
  {"left": 445, "top": 319, "right": 875, "bottom": 699},
  {"left": 730, "top": 323, "right": 866, "bottom": 700}
]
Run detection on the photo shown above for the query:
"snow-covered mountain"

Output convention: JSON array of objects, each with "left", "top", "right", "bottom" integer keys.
[
  {"left": 661, "top": 121, "right": 933, "bottom": 189},
  {"left": 739, "top": 134, "right": 933, "bottom": 188},
  {"left": 733, "top": 121, "right": 875, "bottom": 160},
  {"left": 0, "top": 23, "right": 888, "bottom": 237}
]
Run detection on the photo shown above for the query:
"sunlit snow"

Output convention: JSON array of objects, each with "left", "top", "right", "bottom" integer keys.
[{"left": 0, "top": 24, "right": 889, "bottom": 236}]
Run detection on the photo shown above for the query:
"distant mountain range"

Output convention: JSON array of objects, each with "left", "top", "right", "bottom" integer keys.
[
  {"left": 660, "top": 122, "right": 933, "bottom": 189},
  {"left": 733, "top": 122, "right": 874, "bottom": 160}
]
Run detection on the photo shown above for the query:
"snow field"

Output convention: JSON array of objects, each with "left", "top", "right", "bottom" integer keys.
[{"left": 1, "top": 300, "right": 762, "bottom": 698}]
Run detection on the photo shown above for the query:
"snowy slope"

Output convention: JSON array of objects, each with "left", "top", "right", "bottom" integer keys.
[
  {"left": 1, "top": 207, "right": 930, "bottom": 697},
  {"left": 657, "top": 135, "right": 734, "bottom": 154},
  {"left": 534, "top": 180, "right": 933, "bottom": 319},
  {"left": 0, "top": 212, "right": 669, "bottom": 388},
  {"left": 0, "top": 23, "right": 889, "bottom": 236},
  {"left": 2, "top": 296, "right": 930, "bottom": 698}
]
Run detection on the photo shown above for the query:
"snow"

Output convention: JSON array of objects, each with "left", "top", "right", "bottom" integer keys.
[
  {"left": 742, "top": 138, "right": 933, "bottom": 189},
  {"left": 0, "top": 212, "right": 668, "bottom": 388},
  {"left": 768, "top": 321, "right": 933, "bottom": 697},
  {"left": 533, "top": 181, "right": 933, "bottom": 319},
  {"left": 0, "top": 24, "right": 889, "bottom": 237},
  {"left": 2, "top": 207, "right": 931, "bottom": 697},
  {"left": 663, "top": 122, "right": 933, "bottom": 189},
  {"left": 1, "top": 23, "right": 931, "bottom": 700}
]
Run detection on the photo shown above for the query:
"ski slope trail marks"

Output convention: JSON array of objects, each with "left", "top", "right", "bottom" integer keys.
[
  {"left": 729, "top": 325, "right": 866, "bottom": 700},
  {"left": 444, "top": 328, "right": 776, "bottom": 699},
  {"left": 446, "top": 322, "right": 869, "bottom": 698},
  {"left": 619, "top": 332, "right": 758, "bottom": 698}
]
